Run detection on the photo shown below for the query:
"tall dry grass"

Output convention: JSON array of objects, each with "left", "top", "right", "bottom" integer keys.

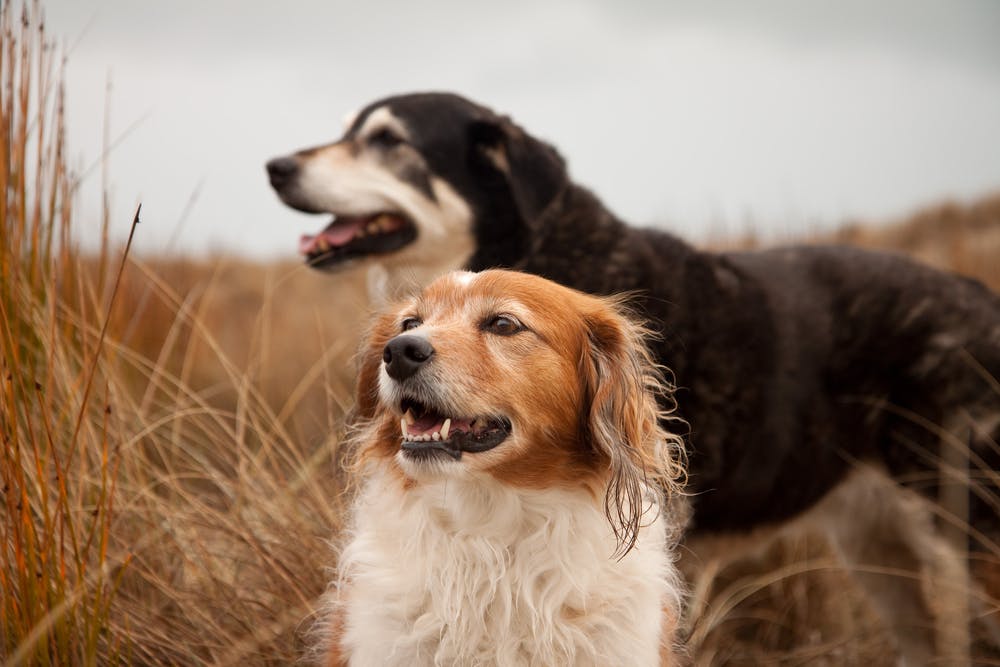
[
  {"left": 2, "top": 2, "right": 999, "bottom": 663},
  {"left": 1, "top": 4, "right": 367, "bottom": 663},
  {"left": 0, "top": 3, "right": 127, "bottom": 663}
]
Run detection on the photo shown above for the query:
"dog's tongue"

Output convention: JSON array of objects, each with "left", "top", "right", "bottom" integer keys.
[{"left": 299, "top": 217, "right": 366, "bottom": 255}]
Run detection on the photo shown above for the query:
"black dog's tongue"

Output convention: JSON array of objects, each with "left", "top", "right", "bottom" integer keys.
[
  {"left": 299, "top": 213, "right": 410, "bottom": 257},
  {"left": 298, "top": 217, "right": 366, "bottom": 255}
]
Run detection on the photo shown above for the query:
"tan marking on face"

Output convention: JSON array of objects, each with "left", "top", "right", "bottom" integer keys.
[{"left": 354, "top": 106, "right": 410, "bottom": 144}]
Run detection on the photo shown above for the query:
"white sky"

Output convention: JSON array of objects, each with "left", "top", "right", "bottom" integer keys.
[{"left": 43, "top": 0, "right": 1000, "bottom": 258}]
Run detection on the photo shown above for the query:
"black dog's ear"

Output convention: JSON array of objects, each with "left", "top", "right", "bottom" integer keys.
[{"left": 468, "top": 116, "right": 567, "bottom": 226}]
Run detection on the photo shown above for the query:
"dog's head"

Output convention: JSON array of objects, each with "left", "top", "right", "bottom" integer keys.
[
  {"left": 266, "top": 92, "right": 566, "bottom": 279},
  {"left": 348, "top": 269, "right": 685, "bottom": 554}
]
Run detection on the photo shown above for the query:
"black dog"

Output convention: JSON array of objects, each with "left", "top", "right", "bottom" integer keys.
[{"left": 268, "top": 92, "right": 1000, "bottom": 662}]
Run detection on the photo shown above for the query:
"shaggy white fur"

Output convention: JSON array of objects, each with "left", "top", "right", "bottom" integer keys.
[{"left": 327, "top": 469, "right": 680, "bottom": 666}]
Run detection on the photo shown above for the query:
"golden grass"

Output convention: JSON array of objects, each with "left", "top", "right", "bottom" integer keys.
[
  {"left": 0, "top": 3, "right": 126, "bottom": 663},
  {"left": 3, "top": 3, "right": 999, "bottom": 663},
  {"left": 90, "top": 256, "right": 364, "bottom": 664},
  {"left": 1, "top": 5, "right": 365, "bottom": 662}
]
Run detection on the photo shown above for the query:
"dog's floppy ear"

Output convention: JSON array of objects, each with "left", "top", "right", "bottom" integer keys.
[
  {"left": 332, "top": 311, "right": 396, "bottom": 479},
  {"left": 338, "top": 310, "right": 406, "bottom": 475},
  {"left": 468, "top": 116, "right": 567, "bottom": 226},
  {"left": 349, "top": 312, "right": 397, "bottom": 422},
  {"left": 580, "top": 300, "right": 686, "bottom": 557}
]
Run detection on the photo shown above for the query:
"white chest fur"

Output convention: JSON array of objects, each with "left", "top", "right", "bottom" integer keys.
[{"left": 331, "top": 472, "right": 678, "bottom": 666}]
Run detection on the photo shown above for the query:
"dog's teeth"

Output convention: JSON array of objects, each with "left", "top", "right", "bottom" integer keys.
[
  {"left": 316, "top": 237, "right": 330, "bottom": 252},
  {"left": 401, "top": 418, "right": 408, "bottom": 439},
  {"left": 441, "top": 418, "right": 451, "bottom": 440},
  {"left": 404, "top": 409, "right": 415, "bottom": 425},
  {"left": 366, "top": 221, "right": 380, "bottom": 234},
  {"left": 432, "top": 432, "right": 440, "bottom": 441}
]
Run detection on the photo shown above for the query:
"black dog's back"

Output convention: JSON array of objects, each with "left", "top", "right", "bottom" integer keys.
[{"left": 711, "top": 244, "right": 1000, "bottom": 537}]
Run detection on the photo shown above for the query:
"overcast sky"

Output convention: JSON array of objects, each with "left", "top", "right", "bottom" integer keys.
[{"left": 44, "top": 0, "right": 1000, "bottom": 259}]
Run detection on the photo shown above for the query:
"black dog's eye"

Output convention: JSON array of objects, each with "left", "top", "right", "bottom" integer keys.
[
  {"left": 401, "top": 317, "right": 422, "bottom": 332},
  {"left": 368, "top": 128, "right": 403, "bottom": 149},
  {"left": 483, "top": 314, "right": 523, "bottom": 336}
]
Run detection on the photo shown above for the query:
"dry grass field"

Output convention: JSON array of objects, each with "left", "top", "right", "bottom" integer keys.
[{"left": 3, "top": 5, "right": 999, "bottom": 665}]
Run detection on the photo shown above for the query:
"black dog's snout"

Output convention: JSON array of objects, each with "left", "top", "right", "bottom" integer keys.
[
  {"left": 266, "top": 156, "right": 299, "bottom": 189},
  {"left": 383, "top": 335, "right": 435, "bottom": 381}
]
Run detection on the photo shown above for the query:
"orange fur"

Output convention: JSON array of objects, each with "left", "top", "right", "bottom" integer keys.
[{"left": 321, "top": 607, "right": 347, "bottom": 667}]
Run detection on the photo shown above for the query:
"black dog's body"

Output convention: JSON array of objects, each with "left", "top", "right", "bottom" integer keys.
[{"left": 269, "top": 92, "right": 1000, "bottom": 660}]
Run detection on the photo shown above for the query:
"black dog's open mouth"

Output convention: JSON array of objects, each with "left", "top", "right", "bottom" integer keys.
[
  {"left": 299, "top": 212, "right": 417, "bottom": 270},
  {"left": 398, "top": 397, "right": 511, "bottom": 460}
]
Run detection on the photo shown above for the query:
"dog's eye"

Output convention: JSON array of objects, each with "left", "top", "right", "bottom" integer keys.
[
  {"left": 401, "top": 317, "right": 422, "bottom": 332},
  {"left": 483, "top": 314, "right": 523, "bottom": 336},
  {"left": 368, "top": 128, "right": 403, "bottom": 149}
]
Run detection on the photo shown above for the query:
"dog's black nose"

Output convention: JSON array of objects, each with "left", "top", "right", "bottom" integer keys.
[
  {"left": 266, "top": 156, "right": 299, "bottom": 189},
  {"left": 383, "top": 335, "right": 435, "bottom": 381}
]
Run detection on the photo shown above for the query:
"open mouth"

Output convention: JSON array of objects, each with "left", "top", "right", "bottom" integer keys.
[
  {"left": 299, "top": 212, "right": 417, "bottom": 269},
  {"left": 398, "top": 397, "right": 511, "bottom": 460}
]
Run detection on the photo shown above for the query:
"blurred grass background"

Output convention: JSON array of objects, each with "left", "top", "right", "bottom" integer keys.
[{"left": 2, "top": 2, "right": 999, "bottom": 664}]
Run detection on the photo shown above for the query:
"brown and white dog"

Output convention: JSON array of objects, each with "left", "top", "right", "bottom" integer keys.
[{"left": 318, "top": 269, "right": 688, "bottom": 666}]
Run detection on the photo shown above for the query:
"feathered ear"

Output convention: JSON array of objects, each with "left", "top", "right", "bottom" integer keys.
[
  {"left": 468, "top": 116, "right": 567, "bottom": 226},
  {"left": 336, "top": 310, "right": 401, "bottom": 476},
  {"left": 581, "top": 300, "right": 686, "bottom": 557},
  {"left": 348, "top": 311, "right": 397, "bottom": 422}
]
